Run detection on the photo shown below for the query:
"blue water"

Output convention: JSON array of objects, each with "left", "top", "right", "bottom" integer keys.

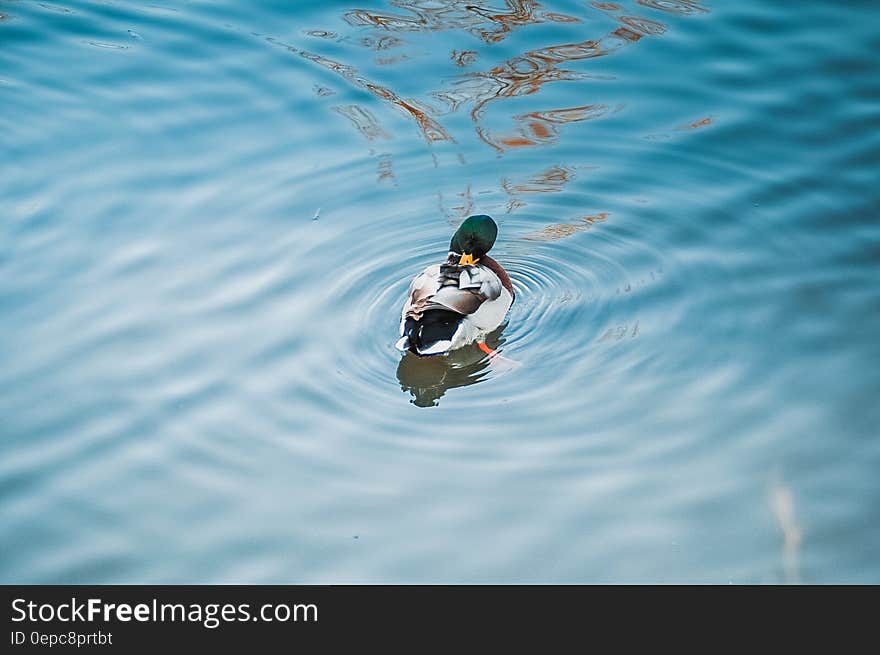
[{"left": 2, "top": 0, "right": 879, "bottom": 583}]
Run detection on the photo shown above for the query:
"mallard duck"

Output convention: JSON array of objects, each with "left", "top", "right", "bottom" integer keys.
[{"left": 396, "top": 214, "right": 514, "bottom": 357}]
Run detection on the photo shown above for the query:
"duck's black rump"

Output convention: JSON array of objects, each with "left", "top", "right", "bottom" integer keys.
[{"left": 404, "top": 309, "right": 463, "bottom": 357}]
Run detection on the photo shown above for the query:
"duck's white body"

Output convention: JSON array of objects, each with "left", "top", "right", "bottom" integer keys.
[{"left": 396, "top": 256, "right": 514, "bottom": 356}]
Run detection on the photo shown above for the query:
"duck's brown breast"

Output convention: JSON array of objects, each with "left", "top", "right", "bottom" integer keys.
[{"left": 481, "top": 255, "right": 515, "bottom": 300}]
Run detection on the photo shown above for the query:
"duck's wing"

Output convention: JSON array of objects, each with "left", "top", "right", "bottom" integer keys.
[
  {"left": 401, "top": 262, "right": 502, "bottom": 322},
  {"left": 400, "top": 264, "right": 441, "bottom": 327}
]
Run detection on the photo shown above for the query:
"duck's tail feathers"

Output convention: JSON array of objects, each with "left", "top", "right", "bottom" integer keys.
[{"left": 399, "top": 309, "right": 464, "bottom": 357}]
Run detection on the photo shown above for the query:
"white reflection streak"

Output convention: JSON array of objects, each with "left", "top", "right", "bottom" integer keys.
[{"left": 770, "top": 480, "right": 802, "bottom": 584}]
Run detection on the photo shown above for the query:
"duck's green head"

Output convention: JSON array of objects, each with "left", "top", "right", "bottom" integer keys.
[{"left": 449, "top": 214, "right": 498, "bottom": 265}]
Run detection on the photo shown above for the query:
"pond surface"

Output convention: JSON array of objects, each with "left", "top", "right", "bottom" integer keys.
[{"left": 2, "top": 0, "right": 878, "bottom": 583}]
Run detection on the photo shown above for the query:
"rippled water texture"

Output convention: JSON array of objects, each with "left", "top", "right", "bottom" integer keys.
[{"left": 2, "top": 1, "right": 879, "bottom": 582}]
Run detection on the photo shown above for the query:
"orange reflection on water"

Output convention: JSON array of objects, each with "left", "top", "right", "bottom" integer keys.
[
  {"left": 371, "top": 84, "right": 453, "bottom": 142},
  {"left": 497, "top": 104, "right": 612, "bottom": 148},
  {"left": 503, "top": 165, "right": 575, "bottom": 194},
  {"left": 344, "top": 0, "right": 579, "bottom": 45},
  {"left": 451, "top": 49, "right": 478, "bottom": 67},
  {"left": 619, "top": 15, "right": 667, "bottom": 35},
  {"left": 446, "top": 14, "right": 668, "bottom": 150},
  {"left": 295, "top": 1, "right": 707, "bottom": 152},
  {"left": 644, "top": 114, "right": 714, "bottom": 140},
  {"left": 298, "top": 49, "right": 453, "bottom": 143},
  {"left": 611, "top": 25, "right": 644, "bottom": 43},
  {"left": 523, "top": 212, "right": 608, "bottom": 242}
]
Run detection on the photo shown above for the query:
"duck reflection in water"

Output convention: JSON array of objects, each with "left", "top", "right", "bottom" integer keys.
[{"left": 396, "top": 326, "right": 510, "bottom": 407}]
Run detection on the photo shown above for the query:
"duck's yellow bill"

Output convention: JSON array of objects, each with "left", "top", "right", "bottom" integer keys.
[{"left": 459, "top": 253, "right": 479, "bottom": 266}]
